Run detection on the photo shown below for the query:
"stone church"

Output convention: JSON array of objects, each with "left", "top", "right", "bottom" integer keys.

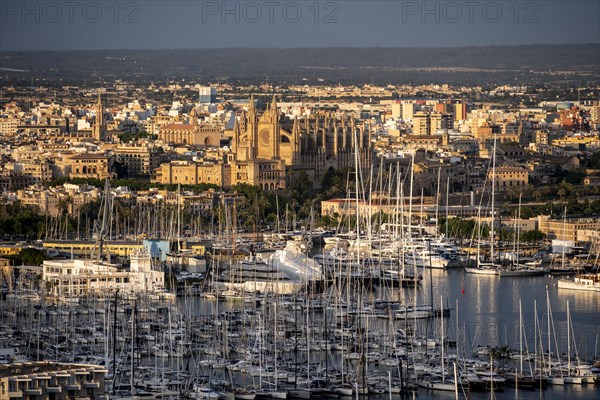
[
  {"left": 155, "top": 96, "right": 372, "bottom": 190},
  {"left": 228, "top": 96, "right": 372, "bottom": 190}
]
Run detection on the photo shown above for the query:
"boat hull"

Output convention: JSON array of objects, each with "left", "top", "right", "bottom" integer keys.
[{"left": 464, "top": 267, "right": 498, "bottom": 275}]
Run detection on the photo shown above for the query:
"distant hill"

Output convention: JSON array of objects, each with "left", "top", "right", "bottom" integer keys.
[{"left": 1, "top": 45, "right": 598, "bottom": 85}]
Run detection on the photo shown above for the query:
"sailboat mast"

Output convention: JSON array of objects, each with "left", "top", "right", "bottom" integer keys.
[
  {"left": 408, "top": 152, "right": 414, "bottom": 238},
  {"left": 441, "top": 295, "right": 445, "bottom": 383},
  {"left": 98, "top": 179, "right": 111, "bottom": 261},
  {"left": 177, "top": 184, "right": 182, "bottom": 252},
  {"left": 446, "top": 177, "right": 450, "bottom": 239},
  {"left": 567, "top": 300, "right": 571, "bottom": 377},
  {"left": 490, "top": 135, "right": 497, "bottom": 262},
  {"left": 435, "top": 166, "right": 441, "bottom": 238},
  {"left": 519, "top": 298, "right": 523, "bottom": 375},
  {"left": 546, "top": 287, "right": 551, "bottom": 377}
]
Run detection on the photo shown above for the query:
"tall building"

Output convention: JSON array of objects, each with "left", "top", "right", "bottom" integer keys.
[
  {"left": 413, "top": 112, "right": 431, "bottom": 135},
  {"left": 435, "top": 103, "right": 451, "bottom": 114},
  {"left": 91, "top": 92, "right": 105, "bottom": 142},
  {"left": 0, "top": 117, "right": 19, "bottom": 136},
  {"left": 454, "top": 102, "right": 467, "bottom": 122},
  {"left": 590, "top": 105, "right": 600, "bottom": 128},
  {"left": 402, "top": 101, "right": 415, "bottom": 121},
  {"left": 431, "top": 113, "right": 453, "bottom": 132},
  {"left": 198, "top": 86, "right": 217, "bottom": 104},
  {"left": 391, "top": 102, "right": 402, "bottom": 119}
]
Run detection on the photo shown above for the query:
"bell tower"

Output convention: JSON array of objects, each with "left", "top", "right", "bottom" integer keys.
[
  {"left": 92, "top": 91, "right": 105, "bottom": 142},
  {"left": 257, "top": 95, "right": 280, "bottom": 160}
]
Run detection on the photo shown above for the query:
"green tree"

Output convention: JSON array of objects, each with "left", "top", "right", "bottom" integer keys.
[
  {"left": 520, "top": 229, "right": 546, "bottom": 243},
  {"left": 17, "top": 248, "right": 48, "bottom": 266}
]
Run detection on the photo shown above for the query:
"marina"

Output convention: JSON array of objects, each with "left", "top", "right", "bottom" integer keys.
[{"left": 1, "top": 244, "right": 598, "bottom": 399}]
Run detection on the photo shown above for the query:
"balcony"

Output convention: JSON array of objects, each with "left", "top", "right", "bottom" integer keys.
[
  {"left": 46, "top": 386, "right": 62, "bottom": 393},
  {"left": 8, "top": 390, "right": 23, "bottom": 398},
  {"left": 84, "top": 380, "right": 100, "bottom": 389},
  {"left": 26, "top": 388, "right": 43, "bottom": 396},
  {"left": 65, "top": 382, "right": 81, "bottom": 391}
]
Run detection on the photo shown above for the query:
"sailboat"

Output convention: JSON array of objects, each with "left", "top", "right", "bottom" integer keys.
[
  {"left": 417, "top": 297, "right": 461, "bottom": 392},
  {"left": 465, "top": 136, "right": 502, "bottom": 275},
  {"left": 497, "top": 194, "right": 549, "bottom": 277}
]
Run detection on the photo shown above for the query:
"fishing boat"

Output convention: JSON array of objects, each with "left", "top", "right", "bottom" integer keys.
[{"left": 557, "top": 273, "right": 600, "bottom": 292}]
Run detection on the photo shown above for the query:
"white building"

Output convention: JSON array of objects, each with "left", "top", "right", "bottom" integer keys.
[{"left": 42, "top": 249, "right": 165, "bottom": 297}]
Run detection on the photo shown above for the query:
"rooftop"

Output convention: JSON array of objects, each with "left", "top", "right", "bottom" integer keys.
[{"left": 0, "top": 361, "right": 107, "bottom": 379}]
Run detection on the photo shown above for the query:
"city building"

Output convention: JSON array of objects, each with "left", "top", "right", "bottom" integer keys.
[
  {"left": 17, "top": 184, "right": 100, "bottom": 216},
  {"left": 92, "top": 93, "right": 106, "bottom": 142},
  {"left": 198, "top": 86, "right": 217, "bottom": 103},
  {"left": 488, "top": 165, "right": 529, "bottom": 191},
  {"left": 158, "top": 122, "right": 220, "bottom": 146},
  {"left": 42, "top": 248, "right": 165, "bottom": 297},
  {"left": 0, "top": 118, "right": 19, "bottom": 136},
  {"left": 412, "top": 111, "right": 430, "bottom": 135},
  {"left": 454, "top": 102, "right": 467, "bottom": 122},
  {"left": 113, "top": 144, "right": 164, "bottom": 177},
  {"left": 0, "top": 362, "right": 108, "bottom": 400},
  {"left": 153, "top": 159, "right": 227, "bottom": 186},
  {"left": 42, "top": 240, "right": 143, "bottom": 257},
  {"left": 55, "top": 154, "right": 113, "bottom": 180},
  {"left": 155, "top": 96, "right": 372, "bottom": 191},
  {"left": 537, "top": 216, "right": 599, "bottom": 245}
]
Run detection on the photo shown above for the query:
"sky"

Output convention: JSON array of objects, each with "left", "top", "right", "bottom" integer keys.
[{"left": 1, "top": 1, "right": 599, "bottom": 51}]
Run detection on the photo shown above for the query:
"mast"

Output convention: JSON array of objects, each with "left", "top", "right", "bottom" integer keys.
[
  {"left": 177, "top": 184, "right": 182, "bottom": 252},
  {"left": 112, "top": 290, "right": 118, "bottom": 396},
  {"left": 546, "top": 286, "right": 551, "bottom": 377},
  {"left": 354, "top": 129, "right": 361, "bottom": 260},
  {"left": 490, "top": 135, "right": 497, "bottom": 263},
  {"left": 98, "top": 179, "right": 111, "bottom": 261},
  {"left": 446, "top": 177, "right": 450, "bottom": 239},
  {"left": 408, "top": 152, "right": 415, "bottom": 238},
  {"left": 562, "top": 208, "right": 567, "bottom": 272},
  {"left": 435, "top": 166, "right": 441, "bottom": 238},
  {"left": 519, "top": 298, "right": 523, "bottom": 376},
  {"left": 130, "top": 301, "right": 136, "bottom": 396},
  {"left": 567, "top": 300, "right": 571, "bottom": 377},
  {"left": 441, "top": 295, "right": 445, "bottom": 383}
]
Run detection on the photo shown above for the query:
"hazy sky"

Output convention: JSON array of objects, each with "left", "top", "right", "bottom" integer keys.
[{"left": 1, "top": 1, "right": 599, "bottom": 50}]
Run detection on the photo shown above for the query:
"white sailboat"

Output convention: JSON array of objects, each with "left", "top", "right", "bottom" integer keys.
[{"left": 465, "top": 136, "right": 502, "bottom": 275}]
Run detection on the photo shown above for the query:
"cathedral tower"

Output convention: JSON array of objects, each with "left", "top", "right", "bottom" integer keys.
[{"left": 92, "top": 92, "right": 105, "bottom": 142}]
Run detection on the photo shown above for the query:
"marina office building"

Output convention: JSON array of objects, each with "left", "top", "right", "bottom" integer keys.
[{"left": 42, "top": 249, "right": 165, "bottom": 297}]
